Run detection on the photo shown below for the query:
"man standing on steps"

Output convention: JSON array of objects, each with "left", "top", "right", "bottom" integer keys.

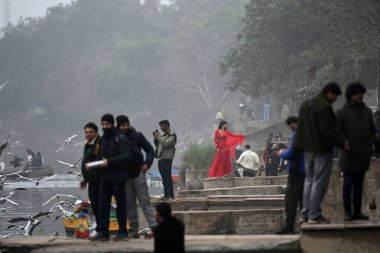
[
  {"left": 336, "top": 82, "right": 375, "bottom": 221},
  {"left": 276, "top": 116, "right": 305, "bottom": 234},
  {"left": 154, "top": 120, "right": 177, "bottom": 201},
  {"left": 116, "top": 115, "right": 157, "bottom": 238},
  {"left": 236, "top": 144, "right": 260, "bottom": 177},
  {"left": 293, "top": 82, "right": 349, "bottom": 224}
]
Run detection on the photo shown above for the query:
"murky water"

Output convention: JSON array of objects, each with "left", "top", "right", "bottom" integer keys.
[{"left": 0, "top": 175, "right": 163, "bottom": 238}]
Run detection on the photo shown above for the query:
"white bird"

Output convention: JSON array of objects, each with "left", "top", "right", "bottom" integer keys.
[
  {"left": 0, "top": 232, "right": 22, "bottom": 238},
  {"left": 43, "top": 194, "right": 78, "bottom": 206},
  {"left": 7, "top": 218, "right": 44, "bottom": 237},
  {"left": 16, "top": 174, "right": 57, "bottom": 186},
  {"left": 67, "top": 171, "right": 82, "bottom": 180},
  {"left": 48, "top": 201, "right": 75, "bottom": 217},
  {"left": 56, "top": 134, "right": 79, "bottom": 153},
  {"left": 57, "top": 155, "right": 84, "bottom": 169},
  {"left": 0, "top": 81, "right": 9, "bottom": 91},
  {"left": 0, "top": 188, "right": 26, "bottom": 205}
]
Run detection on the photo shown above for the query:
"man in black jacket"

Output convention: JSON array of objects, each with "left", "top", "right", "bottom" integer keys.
[
  {"left": 91, "top": 114, "right": 132, "bottom": 241},
  {"left": 116, "top": 115, "right": 157, "bottom": 238},
  {"left": 80, "top": 122, "right": 101, "bottom": 235},
  {"left": 337, "top": 82, "right": 375, "bottom": 221}
]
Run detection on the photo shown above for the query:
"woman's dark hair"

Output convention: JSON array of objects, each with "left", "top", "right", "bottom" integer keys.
[
  {"left": 345, "top": 81, "right": 366, "bottom": 101},
  {"left": 218, "top": 120, "right": 228, "bottom": 129},
  {"left": 84, "top": 122, "right": 98, "bottom": 133},
  {"left": 322, "top": 82, "right": 341, "bottom": 95}
]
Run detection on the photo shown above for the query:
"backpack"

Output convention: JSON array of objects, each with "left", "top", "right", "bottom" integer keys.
[{"left": 115, "top": 133, "right": 144, "bottom": 178}]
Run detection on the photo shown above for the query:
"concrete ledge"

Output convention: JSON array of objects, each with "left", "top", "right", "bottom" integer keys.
[
  {"left": 0, "top": 235, "right": 301, "bottom": 253},
  {"left": 204, "top": 176, "right": 288, "bottom": 189},
  {"left": 301, "top": 220, "right": 380, "bottom": 231}
]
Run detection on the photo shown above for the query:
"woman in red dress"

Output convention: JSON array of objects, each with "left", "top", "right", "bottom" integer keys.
[{"left": 208, "top": 121, "right": 246, "bottom": 178}]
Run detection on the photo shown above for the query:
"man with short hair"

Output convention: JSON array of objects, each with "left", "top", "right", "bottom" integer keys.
[
  {"left": 337, "top": 82, "right": 375, "bottom": 221},
  {"left": 91, "top": 114, "right": 132, "bottom": 241},
  {"left": 153, "top": 120, "right": 177, "bottom": 201},
  {"left": 294, "top": 82, "right": 349, "bottom": 224},
  {"left": 80, "top": 122, "right": 101, "bottom": 236},
  {"left": 236, "top": 145, "right": 260, "bottom": 177},
  {"left": 116, "top": 115, "right": 157, "bottom": 238},
  {"left": 276, "top": 116, "right": 305, "bottom": 234}
]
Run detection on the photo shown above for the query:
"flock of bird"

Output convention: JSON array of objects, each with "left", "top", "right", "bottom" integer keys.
[{"left": 0, "top": 133, "right": 86, "bottom": 239}]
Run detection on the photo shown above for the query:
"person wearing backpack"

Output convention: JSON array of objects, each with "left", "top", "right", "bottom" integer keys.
[
  {"left": 90, "top": 114, "right": 132, "bottom": 241},
  {"left": 116, "top": 115, "right": 157, "bottom": 239}
]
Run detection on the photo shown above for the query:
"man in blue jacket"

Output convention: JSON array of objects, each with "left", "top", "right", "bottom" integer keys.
[
  {"left": 276, "top": 116, "right": 305, "bottom": 234},
  {"left": 116, "top": 115, "right": 157, "bottom": 238}
]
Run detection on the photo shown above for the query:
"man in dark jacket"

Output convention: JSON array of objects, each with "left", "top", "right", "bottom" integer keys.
[
  {"left": 116, "top": 115, "right": 157, "bottom": 238},
  {"left": 276, "top": 116, "right": 305, "bottom": 234},
  {"left": 90, "top": 114, "right": 132, "bottom": 241},
  {"left": 80, "top": 122, "right": 101, "bottom": 235},
  {"left": 337, "top": 82, "right": 375, "bottom": 221},
  {"left": 294, "top": 82, "right": 349, "bottom": 224},
  {"left": 152, "top": 202, "right": 184, "bottom": 253}
]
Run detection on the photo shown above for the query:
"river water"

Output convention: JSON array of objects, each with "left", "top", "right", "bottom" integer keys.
[{"left": 0, "top": 174, "right": 163, "bottom": 237}]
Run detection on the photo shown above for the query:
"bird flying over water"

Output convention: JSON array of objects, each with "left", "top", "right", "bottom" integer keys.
[
  {"left": 57, "top": 155, "right": 84, "bottom": 169},
  {"left": 56, "top": 134, "right": 79, "bottom": 153},
  {"left": 43, "top": 194, "right": 77, "bottom": 206},
  {"left": 0, "top": 81, "right": 9, "bottom": 91},
  {"left": 0, "top": 188, "right": 26, "bottom": 205},
  {"left": 16, "top": 174, "right": 57, "bottom": 186}
]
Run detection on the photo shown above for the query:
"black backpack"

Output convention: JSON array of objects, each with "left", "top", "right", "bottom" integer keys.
[{"left": 126, "top": 134, "right": 144, "bottom": 178}]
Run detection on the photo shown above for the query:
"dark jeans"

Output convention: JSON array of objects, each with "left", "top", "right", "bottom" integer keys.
[
  {"left": 343, "top": 171, "right": 366, "bottom": 215},
  {"left": 99, "top": 182, "right": 127, "bottom": 237},
  {"left": 88, "top": 181, "right": 100, "bottom": 232},
  {"left": 285, "top": 173, "right": 304, "bottom": 229},
  {"left": 158, "top": 159, "right": 174, "bottom": 197},
  {"left": 243, "top": 169, "right": 256, "bottom": 177}
]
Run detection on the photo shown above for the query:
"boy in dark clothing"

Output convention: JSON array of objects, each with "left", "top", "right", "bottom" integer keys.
[
  {"left": 80, "top": 122, "right": 101, "bottom": 235},
  {"left": 150, "top": 202, "right": 184, "bottom": 253},
  {"left": 90, "top": 114, "right": 132, "bottom": 241}
]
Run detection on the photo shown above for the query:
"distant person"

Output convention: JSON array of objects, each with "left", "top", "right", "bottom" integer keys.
[
  {"left": 116, "top": 115, "right": 157, "bottom": 238},
  {"left": 208, "top": 121, "right": 245, "bottom": 178},
  {"left": 293, "top": 82, "right": 349, "bottom": 224},
  {"left": 373, "top": 108, "right": 380, "bottom": 157},
  {"left": 263, "top": 102, "right": 271, "bottom": 120},
  {"left": 276, "top": 116, "right": 305, "bottom": 234},
  {"left": 337, "top": 82, "right": 375, "bottom": 221},
  {"left": 154, "top": 120, "right": 177, "bottom": 201},
  {"left": 146, "top": 202, "right": 185, "bottom": 253},
  {"left": 36, "top": 152, "right": 43, "bottom": 166},
  {"left": 236, "top": 145, "right": 260, "bottom": 177},
  {"left": 268, "top": 143, "right": 281, "bottom": 176},
  {"left": 91, "top": 114, "right": 132, "bottom": 241},
  {"left": 79, "top": 122, "right": 101, "bottom": 237},
  {"left": 263, "top": 144, "right": 271, "bottom": 176},
  {"left": 27, "top": 151, "right": 33, "bottom": 167}
]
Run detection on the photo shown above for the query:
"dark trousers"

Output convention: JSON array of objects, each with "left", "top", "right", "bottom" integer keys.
[
  {"left": 285, "top": 174, "right": 304, "bottom": 229},
  {"left": 158, "top": 159, "right": 174, "bottom": 197},
  {"left": 88, "top": 181, "right": 101, "bottom": 232},
  {"left": 243, "top": 169, "right": 256, "bottom": 177},
  {"left": 343, "top": 171, "right": 365, "bottom": 215},
  {"left": 99, "top": 182, "right": 127, "bottom": 237}
]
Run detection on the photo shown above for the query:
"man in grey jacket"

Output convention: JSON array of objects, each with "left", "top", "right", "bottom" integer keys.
[{"left": 154, "top": 120, "right": 177, "bottom": 201}]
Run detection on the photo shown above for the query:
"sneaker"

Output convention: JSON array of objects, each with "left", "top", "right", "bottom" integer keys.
[
  {"left": 275, "top": 227, "right": 294, "bottom": 235},
  {"left": 353, "top": 212, "right": 369, "bottom": 220},
  {"left": 113, "top": 233, "right": 129, "bottom": 241},
  {"left": 299, "top": 217, "right": 308, "bottom": 224},
  {"left": 90, "top": 233, "right": 110, "bottom": 241},
  {"left": 344, "top": 213, "right": 354, "bottom": 221},
  {"left": 308, "top": 215, "right": 330, "bottom": 224}
]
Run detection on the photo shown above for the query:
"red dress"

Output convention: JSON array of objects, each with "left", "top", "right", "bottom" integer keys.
[{"left": 208, "top": 129, "right": 246, "bottom": 178}]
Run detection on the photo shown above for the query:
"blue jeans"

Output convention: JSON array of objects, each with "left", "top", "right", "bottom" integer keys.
[{"left": 342, "top": 171, "right": 365, "bottom": 215}]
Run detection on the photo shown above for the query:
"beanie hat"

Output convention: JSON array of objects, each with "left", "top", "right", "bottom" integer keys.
[
  {"left": 101, "top": 114, "right": 114, "bottom": 126},
  {"left": 116, "top": 115, "right": 130, "bottom": 128}
]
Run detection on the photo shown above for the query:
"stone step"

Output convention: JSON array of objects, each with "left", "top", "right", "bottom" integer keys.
[
  {"left": 178, "top": 185, "right": 286, "bottom": 199},
  {"left": 204, "top": 176, "right": 288, "bottom": 189},
  {"left": 169, "top": 197, "right": 285, "bottom": 211},
  {"left": 173, "top": 209, "right": 286, "bottom": 235}
]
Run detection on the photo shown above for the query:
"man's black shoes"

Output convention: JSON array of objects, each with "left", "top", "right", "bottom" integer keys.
[
  {"left": 89, "top": 233, "right": 110, "bottom": 241},
  {"left": 353, "top": 212, "right": 369, "bottom": 220},
  {"left": 114, "top": 233, "right": 129, "bottom": 241}
]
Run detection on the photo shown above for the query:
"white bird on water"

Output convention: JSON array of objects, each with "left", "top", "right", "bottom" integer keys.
[
  {"left": 56, "top": 134, "right": 79, "bottom": 153},
  {"left": 43, "top": 194, "right": 78, "bottom": 206},
  {"left": 57, "top": 155, "right": 84, "bottom": 169},
  {"left": 0, "top": 188, "right": 26, "bottom": 206},
  {"left": 7, "top": 212, "right": 51, "bottom": 237},
  {"left": 0, "top": 81, "right": 10, "bottom": 91},
  {"left": 16, "top": 174, "right": 57, "bottom": 186}
]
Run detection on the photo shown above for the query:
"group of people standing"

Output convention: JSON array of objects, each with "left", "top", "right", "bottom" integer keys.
[{"left": 79, "top": 114, "right": 184, "bottom": 252}]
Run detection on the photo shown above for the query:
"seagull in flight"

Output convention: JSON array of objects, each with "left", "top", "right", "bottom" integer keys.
[
  {"left": 0, "top": 232, "right": 23, "bottom": 238},
  {"left": 43, "top": 194, "right": 78, "bottom": 206},
  {"left": 56, "top": 134, "right": 79, "bottom": 153},
  {"left": 0, "top": 81, "right": 9, "bottom": 91},
  {"left": 57, "top": 155, "right": 84, "bottom": 169},
  {"left": 7, "top": 212, "right": 50, "bottom": 237},
  {"left": 16, "top": 174, "right": 57, "bottom": 186},
  {"left": 0, "top": 188, "right": 26, "bottom": 205},
  {"left": 48, "top": 201, "right": 75, "bottom": 217}
]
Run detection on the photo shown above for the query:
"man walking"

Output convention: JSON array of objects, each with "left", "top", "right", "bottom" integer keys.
[
  {"left": 337, "top": 82, "right": 375, "bottom": 221},
  {"left": 80, "top": 122, "right": 101, "bottom": 236},
  {"left": 294, "top": 82, "right": 349, "bottom": 224},
  {"left": 91, "top": 114, "right": 132, "bottom": 241},
  {"left": 236, "top": 145, "right": 260, "bottom": 177},
  {"left": 276, "top": 116, "right": 305, "bottom": 234},
  {"left": 116, "top": 115, "right": 157, "bottom": 238},
  {"left": 154, "top": 120, "right": 177, "bottom": 201}
]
